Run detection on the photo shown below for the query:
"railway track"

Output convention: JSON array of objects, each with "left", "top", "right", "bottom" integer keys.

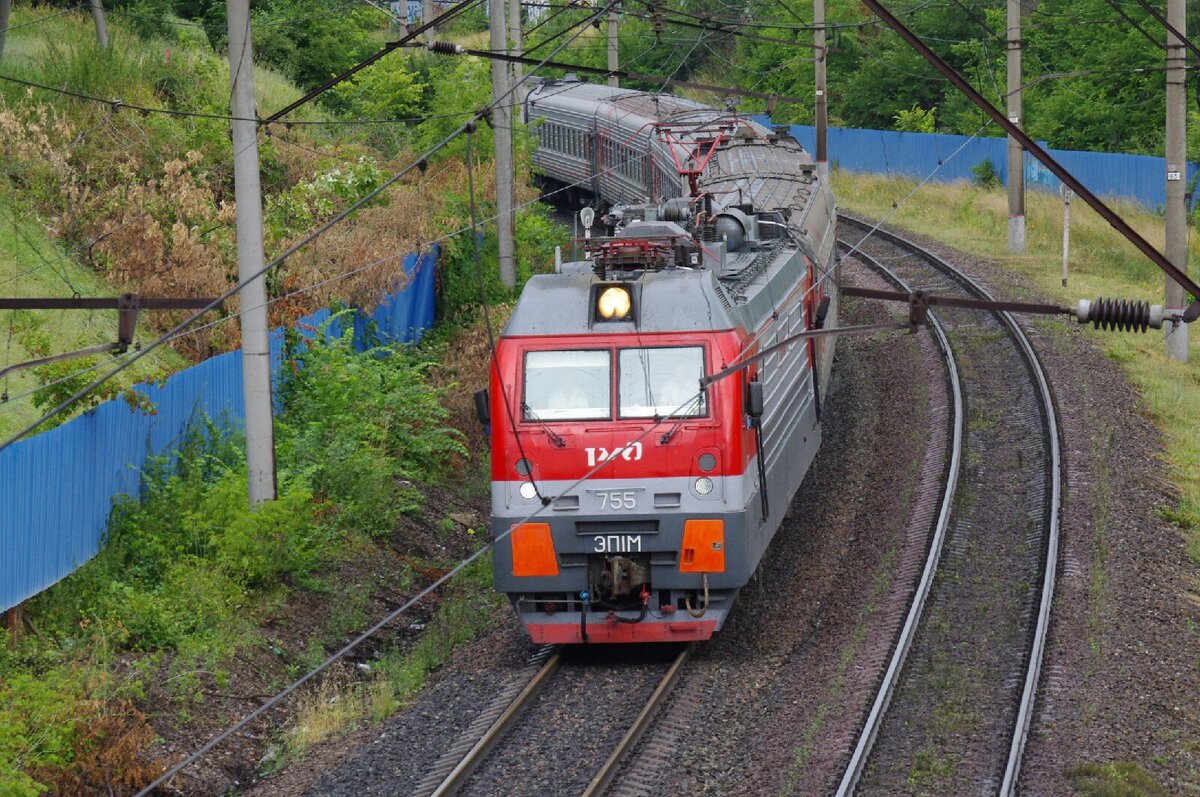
[
  {"left": 396, "top": 217, "right": 1058, "bottom": 797},
  {"left": 835, "top": 215, "right": 1061, "bottom": 796},
  {"left": 414, "top": 644, "right": 692, "bottom": 797}
]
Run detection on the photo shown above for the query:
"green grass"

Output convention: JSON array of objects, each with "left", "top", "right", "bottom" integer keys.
[
  {"left": 833, "top": 171, "right": 1200, "bottom": 560},
  {"left": 1072, "top": 761, "right": 1171, "bottom": 796},
  {"left": 0, "top": 5, "right": 324, "bottom": 122},
  {"left": 264, "top": 558, "right": 503, "bottom": 772},
  {"left": 0, "top": 211, "right": 185, "bottom": 438}
]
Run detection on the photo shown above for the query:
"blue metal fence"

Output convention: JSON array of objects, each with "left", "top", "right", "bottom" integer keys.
[
  {"left": 754, "top": 119, "right": 1197, "bottom": 209},
  {"left": 0, "top": 248, "right": 437, "bottom": 613}
]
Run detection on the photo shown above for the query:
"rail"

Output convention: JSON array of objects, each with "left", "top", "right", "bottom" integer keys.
[
  {"left": 835, "top": 215, "right": 1062, "bottom": 796},
  {"left": 832, "top": 236, "right": 964, "bottom": 796},
  {"left": 424, "top": 648, "right": 562, "bottom": 797},
  {"left": 580, "top": 643, "right": 694, "bottom": 797}
]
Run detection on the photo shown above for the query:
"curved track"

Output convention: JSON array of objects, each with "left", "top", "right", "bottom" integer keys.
[
  {"left": 836, "top": 215, "right": 1061, "bottom": 796},
  {"left": 833, "top": 235, "right": 965, "bottom": 794}
]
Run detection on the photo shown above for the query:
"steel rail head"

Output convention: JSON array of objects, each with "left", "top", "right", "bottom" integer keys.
[
  {"left": 581, "top": 643, "right": 694, "bottom": 797},
  {"left": 429, "top": 650, "right": 562, "bottom": 797},
  {"left": 838, "top": 215, "right": 1062, "bottom": 797},
  {"left": 832, "top": 238, "right": 965, "bottom": 797}
]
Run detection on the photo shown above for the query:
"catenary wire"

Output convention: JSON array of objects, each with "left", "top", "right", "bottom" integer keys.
[
  {"left": 0, "top": 4, "right": 86, "bottom": 34},
  {"left": 2, "top": 108, "right": 655, "bottom": 411},
  {"left": 265, "top": 0, "right": 486, "bottom": 121},
  {"left": 126, "top": 13, "right": 633, "bottom": 791},
  {"left": 1, "top": 0, "right": 612, "bottom": 450}
]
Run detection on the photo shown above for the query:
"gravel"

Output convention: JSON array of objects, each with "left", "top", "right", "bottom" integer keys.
[{"left": 257, "top": 220, "right": 1200, "bottom": 797}]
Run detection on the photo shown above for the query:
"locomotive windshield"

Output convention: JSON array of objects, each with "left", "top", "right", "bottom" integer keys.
[
  {"left": 619, "top": 346, "right": 706, "bottom": 418},
  {"left": 522, "top": 346, "right": 706, "bottom": 422},
  {"left": 523, "top": 350, "right": 610, "bottom": 421}
]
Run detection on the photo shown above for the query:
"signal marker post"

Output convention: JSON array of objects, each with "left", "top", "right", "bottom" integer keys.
[{"left": 227, "top": 0, "right": 278, "bottom": 503}]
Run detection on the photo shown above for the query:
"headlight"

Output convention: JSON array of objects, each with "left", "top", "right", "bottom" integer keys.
[
  {"left": 694, "top": 477, "right": 713, "bottom": 496},
  {"left": 597, "top": 286, "right": 632, "bottom": 320},
  {"left": 519, "top": 482, "right": 538, "bottom": 500}
]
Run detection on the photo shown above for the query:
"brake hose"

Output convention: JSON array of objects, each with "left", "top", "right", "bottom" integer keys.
[{"left": 684, "top": 574, "right": 710, "bottom": 618}]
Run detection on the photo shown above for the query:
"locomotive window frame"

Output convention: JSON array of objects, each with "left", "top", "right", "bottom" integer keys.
[
  {"left": 616, "top": 345, "right": 709, "bottom": 420},
  {"left": 522, "top": 349, "right": 612, "bottom": 422}
]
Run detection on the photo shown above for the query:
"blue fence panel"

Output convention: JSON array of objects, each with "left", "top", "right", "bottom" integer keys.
[
  {"left": 370, "top": 251, "right": 437, "bottom": 345},
  {"left": 755, "top": 118, "right": 1197, "bottom": 209},
  {"left": 0, "top": 247, "right": 439, "bottom": 613}
]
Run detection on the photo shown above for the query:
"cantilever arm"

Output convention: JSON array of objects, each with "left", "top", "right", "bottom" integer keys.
[{"left": 0, "top": 342, "right": 120, "bottom": 384}]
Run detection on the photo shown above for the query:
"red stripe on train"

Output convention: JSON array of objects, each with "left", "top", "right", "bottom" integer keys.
[{"left": 528, "top": 619, "right": 718, "bottom": 644}]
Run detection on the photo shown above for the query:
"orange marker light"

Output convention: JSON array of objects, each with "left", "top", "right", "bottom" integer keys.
[
  {"left": 511, "top": 523, "right": 559, "bottom": 576},
  {"left": 680, "top": 519, "right": 725, "bottom": 573}
]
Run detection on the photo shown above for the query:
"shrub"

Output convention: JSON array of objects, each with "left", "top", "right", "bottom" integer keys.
[
  {"left": 277, "top": 317, "right": 467, "bottom": 536},
  {"left": 249, "top": 0, "right": 381, "bottom": 90},
  {"left": 893, "top": 103, "right": 937, "bottom": 133},
  {"left": 264, "top": 157, "right": 387, "bottom": 242},
  {"left": 971, "top": 159, "right": 1000, "bottom": 189}
]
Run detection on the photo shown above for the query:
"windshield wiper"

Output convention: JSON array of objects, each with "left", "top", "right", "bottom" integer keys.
[
  {"left": 521, "top": 403, "right": 567, "bottom": 447},
  {"left": 659, "top": 393, "right": 702, "bottom": 444}
]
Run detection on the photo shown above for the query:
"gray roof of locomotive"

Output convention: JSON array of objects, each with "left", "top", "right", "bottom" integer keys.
[{"left": 507, "top": 82, "right": 826, "bottom": 338}]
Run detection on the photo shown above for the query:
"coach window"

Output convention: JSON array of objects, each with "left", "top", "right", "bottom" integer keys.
[
  {"left": 618, "top": 346, "right": 707, "bottom": 418},
  {"left": 524, "top": 350, "right": 611, "bottom": 421}
]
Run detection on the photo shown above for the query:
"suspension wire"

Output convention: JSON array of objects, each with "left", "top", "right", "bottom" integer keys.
[
  {"left": 2, "top": 120, "right": 660, "bottom": 411},
  {"left": 0, "top": 70, "right": 531, "bottom": 126},
  {"left": 0, "top": 205, "right": 82, "bottom": 297},
  {"left": 836, "top": 122, "right": 991, "bottom": 268},
  {"left": 1131, "top": 0, "right": 1200, "bottom": 61},
  {"left": 137, "top": 26, "right": 857, "bottom": 788},
  {"left": 108, "top": 0, "right": 367, "bottom": 31},
  {"left": 0, "top": 0, "right": 613, "bottom": 451},
  {"left": 133, "top": 373, "right": 698, "bottom": 797},
  {"left": 0, "top": 4, "right": 86, "bottom": 34},
  {"left": 729, "top": 120, "right": 992, "bottom": 365}
]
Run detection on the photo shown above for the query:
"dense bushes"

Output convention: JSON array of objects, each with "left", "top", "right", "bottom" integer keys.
[
  {"left": 2, "top": 327, "right": 465, "bottom": 794},
  {"left": 278, "top": 318, "right": 467, "bottom": 535}
]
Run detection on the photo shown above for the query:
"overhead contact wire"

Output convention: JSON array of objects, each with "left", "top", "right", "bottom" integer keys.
[
  {"left": 0, "top": 0, "right": 614, "bottom": 450},
  {"left": 130, "top": 13, "right": 624, "bottom": 789}
]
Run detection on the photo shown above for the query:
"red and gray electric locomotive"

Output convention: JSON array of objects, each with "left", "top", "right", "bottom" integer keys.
[{"left": 480, "top": 79, "right": 838, "bottom": 643}]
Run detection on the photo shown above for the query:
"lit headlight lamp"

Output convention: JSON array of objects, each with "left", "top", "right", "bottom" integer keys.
[{"left": 594, "top": 284, "right": 634, "bottom": 322}]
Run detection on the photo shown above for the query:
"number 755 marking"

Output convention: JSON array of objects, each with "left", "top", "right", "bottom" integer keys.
[{"left": 597, "top": 490, "right": 637, "bottom": 511}]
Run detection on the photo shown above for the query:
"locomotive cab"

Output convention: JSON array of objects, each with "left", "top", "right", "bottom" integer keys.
[
  {"left": 487, "top": 204, "right": 829, "bottom": 643},
  {"left": 493, "top": 83, "right": 837, "bottom": 643}
]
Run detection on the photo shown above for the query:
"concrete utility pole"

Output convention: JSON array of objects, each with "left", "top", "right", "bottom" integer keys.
[
  {"left": 423, "top": 0, "right": 435, "bottom": 43},
  {"left": 508, "top": 0, "right": 523, "bottom": 83},
  {"left": 814, "top": 0, "right": 827, "bottom": 178},
  {"left": 1165, "top": 0, "right": 1189, "bottom": 362},
  {"left": 226, "top": 0, "right": 278, "bottom": 503},
  {"left": 489, "top": 0, "right": 517, "bottom": 288},
  {"left": 0, "top": 0, "right": 12, "bottom": 62},
  {"left": 607, "top": 3, "right": 619, "bottom": 88},
  {"left": 1006, "top": 0, "right": 1025, "bottom": 254},
  {"left": 89, "top": 0, "right": 109, "bottom": 48}
]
